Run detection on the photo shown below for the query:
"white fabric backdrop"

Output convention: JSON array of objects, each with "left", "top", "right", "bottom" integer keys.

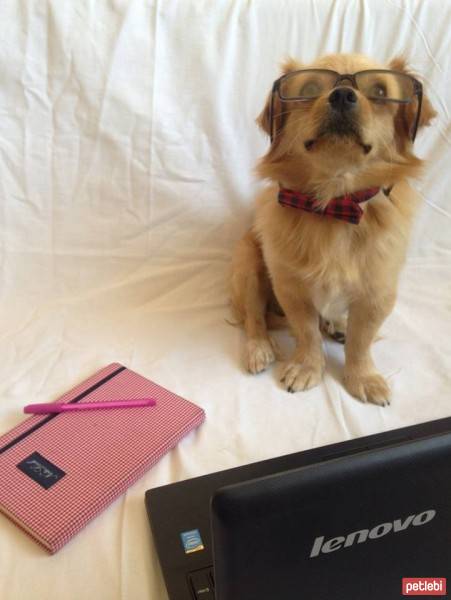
[{"left": 0, "top": 1, "right": 450, "bottom": 599}]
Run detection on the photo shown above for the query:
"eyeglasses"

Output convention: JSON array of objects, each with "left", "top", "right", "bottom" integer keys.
[{"left": 269, "top": 69, "right": 423, "bottom": 143}]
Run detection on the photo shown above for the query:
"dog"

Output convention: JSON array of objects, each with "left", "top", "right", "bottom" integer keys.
[{"left": 230, "top": 53, "right": 435, "bottom": 406}]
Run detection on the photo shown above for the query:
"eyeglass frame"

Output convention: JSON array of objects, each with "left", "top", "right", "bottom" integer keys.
[{"left": 268, "top": 69, "right": 423, "bottom": 144}]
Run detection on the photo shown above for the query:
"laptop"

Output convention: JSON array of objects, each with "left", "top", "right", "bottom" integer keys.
[{"left": 145, "top": 416, "right": 451, "bottom": 599}]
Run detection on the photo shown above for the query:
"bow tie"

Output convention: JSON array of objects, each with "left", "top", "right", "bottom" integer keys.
[{"left": 278, "top": 186, "right": 381, "bottom": 224}]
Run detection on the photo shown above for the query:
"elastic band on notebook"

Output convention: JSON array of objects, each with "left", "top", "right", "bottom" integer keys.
[{"left": 0, "top": 365, "right": 126, "bottom": 455}]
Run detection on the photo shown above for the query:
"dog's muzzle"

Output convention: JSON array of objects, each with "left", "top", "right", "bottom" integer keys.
[{"left": 304, "top": 87, "right": 372, "bottom": 153}]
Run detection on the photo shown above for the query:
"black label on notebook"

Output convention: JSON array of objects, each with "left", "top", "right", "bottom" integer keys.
[{"left": 17, "top": 452, "right": 66, "bottom": 489}]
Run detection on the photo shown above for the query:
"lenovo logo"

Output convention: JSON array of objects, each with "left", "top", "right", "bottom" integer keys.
[{"left": 310, "top": 510, "right": 436, "bottom": 558}]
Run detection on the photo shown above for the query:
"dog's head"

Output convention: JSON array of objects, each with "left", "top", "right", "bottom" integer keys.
[{"left": 257, "top": 54, "right": 436, "bottom": 199}]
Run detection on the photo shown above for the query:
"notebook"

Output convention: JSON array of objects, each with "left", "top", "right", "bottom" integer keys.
[{"left": 0, "top": 363, "right": 205, "bottom": 553}]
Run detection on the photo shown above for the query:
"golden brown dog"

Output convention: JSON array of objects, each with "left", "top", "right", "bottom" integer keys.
[{"left": 230, "top": 53, "right": 435, "bottom": 405}]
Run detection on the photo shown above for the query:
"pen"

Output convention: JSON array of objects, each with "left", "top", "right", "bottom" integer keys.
[{"left": 23, "top": 398, "right": 157, "bottom": 415}]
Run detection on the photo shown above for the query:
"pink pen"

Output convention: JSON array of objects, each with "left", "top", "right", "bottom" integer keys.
[{"left": 23, "top": 398, "right": 157, "bottom": 415}]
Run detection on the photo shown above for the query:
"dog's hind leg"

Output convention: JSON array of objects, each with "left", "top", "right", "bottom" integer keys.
[
  {"left": 230, "top": 230, "right": 277, "bottom": 374},
  {"left": 320, "top": 315, "right": 347, "bottom": 344}
]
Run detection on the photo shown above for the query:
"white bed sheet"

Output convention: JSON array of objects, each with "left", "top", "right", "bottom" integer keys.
[{"left": 0, "top": 1, "right": 450, "bottom": 599}]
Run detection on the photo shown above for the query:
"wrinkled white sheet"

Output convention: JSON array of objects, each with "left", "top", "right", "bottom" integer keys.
[{"left": 0, "top": 1, "right": 450, "bottom": 599}]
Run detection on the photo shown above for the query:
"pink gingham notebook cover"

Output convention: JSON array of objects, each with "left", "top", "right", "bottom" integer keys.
[{"left": 0, "top": 363, "right": 205, "bottom": 553}]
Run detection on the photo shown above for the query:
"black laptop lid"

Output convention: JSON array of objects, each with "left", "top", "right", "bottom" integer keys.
[{"left": 211, "top": 432, "right": 451, "bottom": 600}]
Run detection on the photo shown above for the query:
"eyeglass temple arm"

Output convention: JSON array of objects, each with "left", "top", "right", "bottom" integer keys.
[
  {"left": 269, "top": 82, "right": 277, "bottom": 144},
  {"left": 411, "top": 83, "right": 423, "bottom": 142}
]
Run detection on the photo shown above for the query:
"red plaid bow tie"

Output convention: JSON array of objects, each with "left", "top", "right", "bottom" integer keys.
[{"left": 278, "top": 186, "right": 381, "bottom": 224}]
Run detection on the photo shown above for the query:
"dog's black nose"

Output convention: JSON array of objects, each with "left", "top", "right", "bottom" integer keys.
[{"left": 328, "top": 87, "right": 358, "bottom": 111}]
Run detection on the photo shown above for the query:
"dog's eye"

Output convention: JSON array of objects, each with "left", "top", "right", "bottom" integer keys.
[
  {"left": 369, "top": 82, "right": 387, "bottom": 98},
  {"left": 300, "top": 80, "right": 323, "bottom": 97}
]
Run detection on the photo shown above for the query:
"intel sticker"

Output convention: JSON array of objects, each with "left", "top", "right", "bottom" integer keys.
[{"left": 180, "top": 529, "right": 204, "bottom": 554}]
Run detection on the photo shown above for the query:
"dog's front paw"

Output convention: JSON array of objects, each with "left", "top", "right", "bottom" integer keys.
[
  {"left": 246, "top": 338, "right": 277, "bottom": 374},
  {"left": 343, "top": 371, "right": 391, "bottom": 406},
  {"left": 280, "top": 361, "right": 323, "bottom": 393}
]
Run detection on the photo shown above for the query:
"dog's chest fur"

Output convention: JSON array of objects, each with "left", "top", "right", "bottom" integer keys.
[{"left": 289, "top": 237, "right": 360, "bottom": 320}]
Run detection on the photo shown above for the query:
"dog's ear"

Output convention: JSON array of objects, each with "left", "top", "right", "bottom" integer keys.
[
  {"left": 256, "top": 58, "right": 301, "bottom": 139},
  {"left": 389, "top": 57, "right": 436, "bottom": 148}
]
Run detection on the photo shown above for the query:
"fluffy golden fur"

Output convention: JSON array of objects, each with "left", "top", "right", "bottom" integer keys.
[{"left": 230, "top": 53, "right": 435, "bottom": 405}]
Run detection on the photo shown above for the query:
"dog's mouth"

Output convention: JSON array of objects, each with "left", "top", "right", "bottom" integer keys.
[{"left": 305, "top": 113, "right": 372, "bottom": 155}]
